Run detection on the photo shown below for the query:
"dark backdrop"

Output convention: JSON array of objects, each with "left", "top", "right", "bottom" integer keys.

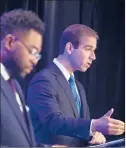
[{"left": 0, "top": 0, "right": 124, "bottom": 123}]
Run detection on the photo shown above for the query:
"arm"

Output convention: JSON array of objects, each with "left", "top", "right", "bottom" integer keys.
[
  {"left": 27, "top": 75, "right": 91, "bottom": 140},
  {"left": 77, "top": 81, "right": 124, "bottom": 136}
]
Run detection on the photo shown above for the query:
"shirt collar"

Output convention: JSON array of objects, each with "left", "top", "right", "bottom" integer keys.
[
  {"left": 0, "top": 62, "right": 10, "bottom": 81},
  {"left": 53, "top": 58, "right": 74, "bottom": 81}
]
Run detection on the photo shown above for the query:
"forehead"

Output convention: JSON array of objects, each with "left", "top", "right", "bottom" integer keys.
[
  {"left": 79, "top": 35, "right": 97, "bottom": 49},
  {"left": 18, "top": 29, "right": 43, "bottom": 50}
]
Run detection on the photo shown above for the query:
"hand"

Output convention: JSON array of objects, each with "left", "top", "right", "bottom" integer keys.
[
  {"left": 92, "top": 108, "right": 125, "bottom": 135},
  {"left": 89, "top": 132, "right": 106, "bottom": 145}
]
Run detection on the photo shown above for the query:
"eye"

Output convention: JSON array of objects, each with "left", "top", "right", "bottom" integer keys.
[{"left": 85, "top": 48, "right": 92, "bottom": 51}]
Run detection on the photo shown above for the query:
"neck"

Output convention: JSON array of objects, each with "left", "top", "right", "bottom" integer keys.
[{"left": 57, "top": 55, "right": 74, "bottom": 74}]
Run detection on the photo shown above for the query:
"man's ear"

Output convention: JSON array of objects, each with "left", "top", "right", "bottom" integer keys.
[
  {"left": 4, "top": 34, "right": 16, "bottom": 52},
  {"left": 65, "top": 42, "right": 73, "bottom": 55}
]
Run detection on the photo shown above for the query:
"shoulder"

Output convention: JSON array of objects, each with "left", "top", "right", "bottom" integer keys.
[
  {"left": 30, "top": 62, "right": 61, "bottom": 85},
  {"left": 30, "top": 67, "right": 54, "bottom": 84}
]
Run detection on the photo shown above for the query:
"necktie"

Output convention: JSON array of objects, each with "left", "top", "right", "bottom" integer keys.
[
  {"left": 68, "top": 75, "right": 81, "bottom": 116},
  {"left": 8, "top": 78, "right": 24, "bottom": 112}
]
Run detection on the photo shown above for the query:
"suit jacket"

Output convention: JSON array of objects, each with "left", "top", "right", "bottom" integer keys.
[
  {"left": 27, "top": 62, "right": 91, "bottom": 147},
  {"left": 0, "top": 74, "right": 35, "bottom": 147}
]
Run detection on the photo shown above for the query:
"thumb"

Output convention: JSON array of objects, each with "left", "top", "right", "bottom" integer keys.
[{"left": 104, "top": 108, "right": 114, "bottom": 117}]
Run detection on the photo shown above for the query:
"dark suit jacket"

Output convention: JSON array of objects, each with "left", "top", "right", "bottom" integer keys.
[
  {"left": 1, "top": 74, "right": 35, "bottom": 147},
  {"left": 27, "top": 62, "right": 91, "bottom": 147}
]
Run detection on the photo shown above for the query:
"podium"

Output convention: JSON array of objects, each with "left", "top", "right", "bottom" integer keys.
[{"left": 89, "top": 138, "right": 125, "bottom": 147}]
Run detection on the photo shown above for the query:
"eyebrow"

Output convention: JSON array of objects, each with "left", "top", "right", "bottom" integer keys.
[
  {"left": 84, "top": 45, "right": 96, "bottom": 50},
  {"left": 84, "top": 45, "right": 93, "bottom": 48},
  {"left": 30, "top": 45, "right": 41, "bottom": 52}
]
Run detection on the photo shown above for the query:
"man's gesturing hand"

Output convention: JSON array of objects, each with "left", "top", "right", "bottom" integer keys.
[{"left": 92, "top": 108, "right": 125, "bottom": 135}]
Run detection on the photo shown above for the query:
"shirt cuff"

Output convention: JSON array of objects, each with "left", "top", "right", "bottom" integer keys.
[{"left": 90, "top": 119, "right": 94, "bottom": 136}]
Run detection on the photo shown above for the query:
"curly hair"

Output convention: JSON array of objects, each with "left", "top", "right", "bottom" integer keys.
[{"left": 0, "top": 9, "right": 45, "bottom": 40}]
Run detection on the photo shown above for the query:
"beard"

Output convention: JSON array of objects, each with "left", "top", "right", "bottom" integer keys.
[{"left": 2, "top": 55, "right": 23, "bottom": 80}]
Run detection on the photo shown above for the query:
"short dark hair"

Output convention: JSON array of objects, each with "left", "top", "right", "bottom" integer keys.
[
  {"left": 59, "top": 24, "right": 99, "bottom": 54},
  {"left": 0, "top": 9, "right": 45, "bottom": 40}
]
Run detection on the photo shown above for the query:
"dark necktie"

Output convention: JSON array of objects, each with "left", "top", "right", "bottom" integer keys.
[
  {"left": 68, "top": 75, "right": 81, "bottom": 116},
  {"left": 8, "top": 78, "right": 16, "bottom": 92},
  {"left": 8, "top": 78, "right": 24, "bottom": 112}
]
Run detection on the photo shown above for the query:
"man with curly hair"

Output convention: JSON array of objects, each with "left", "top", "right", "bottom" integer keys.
[{"left": 0, "top": 9, "right": 44, "bottom": 147}]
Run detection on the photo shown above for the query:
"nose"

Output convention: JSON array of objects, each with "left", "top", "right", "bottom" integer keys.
[
  {"left": 90, "top": 51, "right": 96, "bottom": 61},
  {"left": 30, "top": 56, "right": 39, "bottom": 66}
]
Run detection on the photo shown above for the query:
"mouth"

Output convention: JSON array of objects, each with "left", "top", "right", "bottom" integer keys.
[
  {"left": 87, "top": 62, "right": 92, "bottom": 67},
  {"left": 29, "top": 67, "right": 33, "bottom": 72}
]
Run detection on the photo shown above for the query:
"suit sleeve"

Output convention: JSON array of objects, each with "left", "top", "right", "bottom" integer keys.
[{"left": 27, "top": 74, "right": 91, "bottom": 140}]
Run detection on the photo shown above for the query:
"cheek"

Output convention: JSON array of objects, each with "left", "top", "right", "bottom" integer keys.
[
  {"left": 13, "top": 48, "right": 29, "bottom": 67},
  {"left": 78, "top": 53, "right": 90, "bottom": 69},
  {"left": 82, "top": 52, "right": 90, "bottom": 62},
  {"left": 78, "top": 52, "right": 86, "bottom": 64},
  {"left": 72, "top": 52, "right": 83, "bottom": 66}
]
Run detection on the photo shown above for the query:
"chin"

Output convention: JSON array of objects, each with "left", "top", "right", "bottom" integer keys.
[
  {"left": 20, "top": 72, "right": 27, "bottom": 78},
  {"left": 80, "top": 67, "right": 88, "bottom": 72}
]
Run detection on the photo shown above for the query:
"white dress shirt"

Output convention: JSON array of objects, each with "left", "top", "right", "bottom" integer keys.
[
  {"left": 0, "top": 62, "right": 24, "bottom": 112},
  {"left": 53, "top": 58, "right": 80, "bottom": 97}
]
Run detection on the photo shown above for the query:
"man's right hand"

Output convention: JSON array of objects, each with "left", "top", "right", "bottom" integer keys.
[{"left": 92, "top": 108, "right": 125, "bottom": 135}]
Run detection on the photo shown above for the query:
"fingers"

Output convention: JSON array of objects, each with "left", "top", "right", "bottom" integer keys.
[
  {"left": 108, "top": 121, "right": 124, "bottom": 131},
  {"left": 104, "top": 108, "right": 114, "bottom": 117},
  {"left": 107, "top": 127, "right": 124, "bottom": 135},
  {"left": 90, "top": 132, "right": 106, "bottom": 145},
  {"left": 110, "top": 118, "right": 125, "bottom": 128},
  {"left": 107, "top": 119, "right": 125, "bottom": 135}
]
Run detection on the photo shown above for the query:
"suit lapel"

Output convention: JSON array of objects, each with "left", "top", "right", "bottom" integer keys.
[
  {"left": 0, "top": 75, "right": 32, "bottom": 145},
  {"left": 14, "top": 80, "right": 35, "bottom": 145},
  {"left": 49, "top": 63, "right": 78, "bottom": 117}
]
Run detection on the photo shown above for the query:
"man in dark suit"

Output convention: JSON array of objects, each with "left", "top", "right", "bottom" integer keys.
[
  {"left": 0, "top": 9, "right": 44, "bottom": 147},
  {"left": 27, "top": 24, "right": 125, "bottom": 147}
]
